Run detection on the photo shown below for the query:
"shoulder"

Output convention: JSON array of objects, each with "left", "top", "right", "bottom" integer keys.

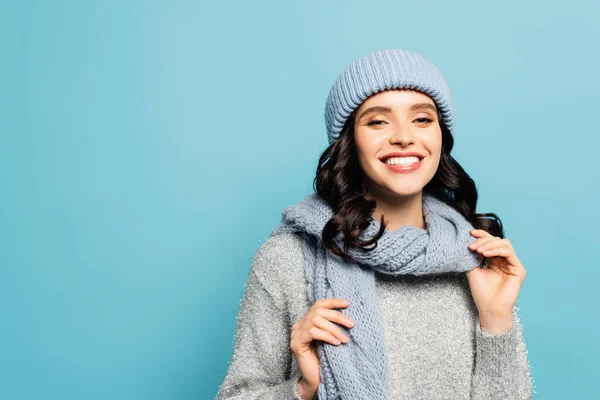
[
  {"left": 252, "top": 232, "right": 305, "bottom": 274},
  {"left": 250, "top": 232, "right": 307, "bottom": 310}
]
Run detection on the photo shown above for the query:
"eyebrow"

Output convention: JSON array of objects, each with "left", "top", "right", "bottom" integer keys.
[{"left": 357, "top": 103, "right": 437, "bottom": 121}]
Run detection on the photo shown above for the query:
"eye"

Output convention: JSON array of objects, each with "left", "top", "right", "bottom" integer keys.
[
  {"left": 415, "top": 117, "right": 433, "bottom": 123},
  {"left": 367, "top": 120, "right": 386, "bottom": 126}
]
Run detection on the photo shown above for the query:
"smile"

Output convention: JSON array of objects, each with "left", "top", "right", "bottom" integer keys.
[{"left": 381, "top": 157, "right": 424, "bottom": 174}]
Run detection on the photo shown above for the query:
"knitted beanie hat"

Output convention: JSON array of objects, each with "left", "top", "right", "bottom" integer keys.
[{"left": 324, "top": 48, "right": 455, "bottom": 145}]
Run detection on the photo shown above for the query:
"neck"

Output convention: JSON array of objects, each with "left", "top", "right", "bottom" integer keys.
[{"left": 365, "top": 189, "right": 426, "bottom": 232}]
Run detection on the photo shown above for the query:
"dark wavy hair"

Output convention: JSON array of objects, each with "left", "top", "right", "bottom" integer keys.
[{"left": 313, "top": 105, "right": 504, "bottom": 263}]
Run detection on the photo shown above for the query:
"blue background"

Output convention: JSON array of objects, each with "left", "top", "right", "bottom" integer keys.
[{"left": 2, "top": 1, "right": 598, "bottom": 399}]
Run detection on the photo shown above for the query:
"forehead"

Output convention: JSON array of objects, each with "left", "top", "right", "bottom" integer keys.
[{"left": 358, "top": 89, "right": 435, "bottom": 109}]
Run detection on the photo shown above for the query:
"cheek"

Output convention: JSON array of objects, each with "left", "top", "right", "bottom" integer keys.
[
  {"left": 355, "top": 128, "right": 390, "bottom": 151},
  {"left": 429, "top": 142, "right": 442, "bottom": 160},
  {"left": 426, "top": 139, "right": 443, "bottom": 170},
  {"left": 424, "top": 130, "right": 443, "bottom": 157},
  {"left": 354, "top": 132, "right": 379, "bottom": 160}
]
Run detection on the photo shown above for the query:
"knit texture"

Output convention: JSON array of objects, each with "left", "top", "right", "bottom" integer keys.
[
  {"left": 215, "top": 233, "right": 535, "bottom": 399},
  {"left": 268, "top": 193, "right": 484, "bottom": 400},
  {"left": 324, "top": 48, "right": 455, "bottom": 144}
]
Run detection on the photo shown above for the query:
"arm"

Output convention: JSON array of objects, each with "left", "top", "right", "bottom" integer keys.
[
  {"left": 216, "top": 239, "right": 307, "bottom": 400},
  {"left": 470, "top": 304, "right": 536, "bottom": 400}
]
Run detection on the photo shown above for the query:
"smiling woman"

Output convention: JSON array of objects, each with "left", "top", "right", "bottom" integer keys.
[
  {"left": 217, "top": 48, "right": 534, "bottom": 400},
  {"left": 315, "top": 86, "right": 504, "bottom": 260},
  {"left": 352, "top": 90, "right": 444, "bottom": 229}
]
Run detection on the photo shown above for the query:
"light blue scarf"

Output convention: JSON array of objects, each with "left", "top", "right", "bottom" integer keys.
[{"left": 269, "top": 192, "right": 483, "bottom": 399}]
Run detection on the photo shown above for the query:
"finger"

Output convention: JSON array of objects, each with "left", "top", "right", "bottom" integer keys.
[
  {"left": 316, "top": 307, "right": 355, "bottom": 329},
  {"left": 478, "top": 246, "right": 522, "bottom": 269},
  {"left": 314, "top": 298, "right": 350, "bottom": 310},
  {"left": 468, "top": 236, "right": 496, "bottom": 249},
  {"left": 307, "top": 325, "right": 344, "bottom": 346},
  {"left": 501, "top": 238, "right": 515, "bottom": 252},
  {"left": 472, "top": 237, "right": 504, "bottom": 253},
  {"left": 469, "top": 236, "right": 499, "bottom": 251},
  {"left": 313, "top": 315, "right": 350, "bottom": 343},
  {"left": 470, "top": 229, "right": 492, "bottom": 237}
]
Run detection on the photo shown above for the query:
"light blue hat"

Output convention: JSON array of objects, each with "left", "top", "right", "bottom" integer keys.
[{"left": 324, "top": 48, "right": 455, "bottom": 145}]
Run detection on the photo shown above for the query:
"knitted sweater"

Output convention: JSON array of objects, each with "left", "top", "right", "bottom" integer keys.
[{"left": 216, "top": 233, "right": 535, "bottom": 399}]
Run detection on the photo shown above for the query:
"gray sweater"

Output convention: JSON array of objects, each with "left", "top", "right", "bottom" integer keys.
[{"left": 216, "top": 233, "right": 535, "bottom": 399}]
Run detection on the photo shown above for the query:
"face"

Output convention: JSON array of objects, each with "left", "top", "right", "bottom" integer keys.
[{"left": 353, "top": 89, "right": 442, "bottom": 201}]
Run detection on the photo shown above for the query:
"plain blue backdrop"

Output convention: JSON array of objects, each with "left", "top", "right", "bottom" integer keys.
[{"left": 2, "top": 1, "right": 599, "bottom": 399}]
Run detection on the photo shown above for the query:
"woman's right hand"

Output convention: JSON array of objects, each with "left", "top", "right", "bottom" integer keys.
[{"left": 290, "top": 298, "right": 355, "bottom": 398}]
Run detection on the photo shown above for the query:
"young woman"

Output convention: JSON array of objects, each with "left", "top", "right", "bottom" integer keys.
[{"left": 216, "top": 48, "right": 534, "bottom": 400}]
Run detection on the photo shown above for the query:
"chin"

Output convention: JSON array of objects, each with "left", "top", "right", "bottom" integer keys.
[
  {"left": 379, "top": 183, "right": 425, "bottom": 199},
  {"left": 388, "top": 188, "right": 424, "bottom": 198}
]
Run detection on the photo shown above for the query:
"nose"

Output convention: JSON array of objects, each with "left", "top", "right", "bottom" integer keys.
[{"left": 389, "top": 122, "right": 415, "bottom": 146}]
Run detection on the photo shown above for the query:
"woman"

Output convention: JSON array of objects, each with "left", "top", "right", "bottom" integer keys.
[{"left": 216, "top": 48, "right": 534, "bottom": 400}]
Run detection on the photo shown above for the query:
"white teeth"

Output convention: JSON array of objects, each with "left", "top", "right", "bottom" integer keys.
[{"left": 385, "top": 156, "right": 420, "bottom": 166}]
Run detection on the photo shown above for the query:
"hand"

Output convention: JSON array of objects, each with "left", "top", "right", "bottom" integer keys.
[
  {"left": 466, "top": 229, "right": 527, "bottom": 328},
  {"left": 290, "top": 298, "right": 355, "bottom": 397}
]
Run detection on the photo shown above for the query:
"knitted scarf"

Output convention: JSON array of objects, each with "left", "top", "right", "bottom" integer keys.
[{"left": 269, "top": 192, "right": 483, "bottom": 400}]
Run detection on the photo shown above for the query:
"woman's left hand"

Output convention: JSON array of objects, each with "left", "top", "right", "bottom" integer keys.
[{"left": 466, "top": 229, "right": 527, "bottom": 331}]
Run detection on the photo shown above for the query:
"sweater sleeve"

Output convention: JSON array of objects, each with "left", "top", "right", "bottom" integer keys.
[
  {"left": 470, "top": 304, "right": 535, "bottom": 400},
  {"left": 216, "top": 238, "right": 307, "bottom": 400}
]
